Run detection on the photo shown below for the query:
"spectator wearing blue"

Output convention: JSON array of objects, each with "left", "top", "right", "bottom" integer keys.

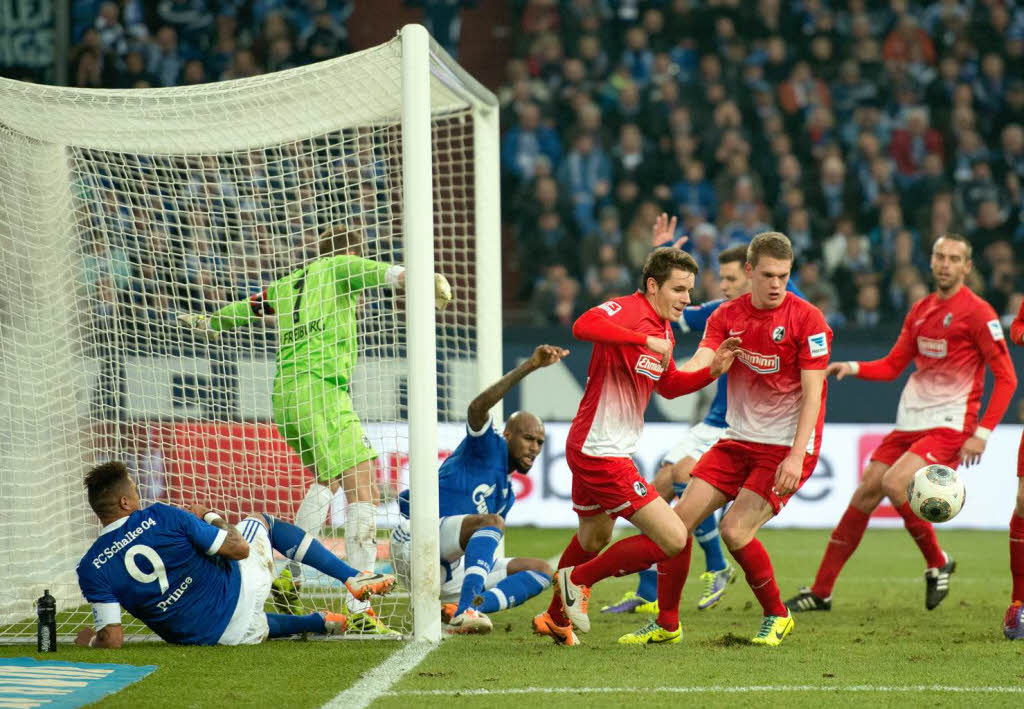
[
  {"left": 501, "top": 103, "right": 562, "bottom": 184},
  {"left": 406, "top": 0, "right": 477, "bottom": 58},
  {"left": 157, "top": 0, "right": 212, "bottom": 54},
  {"left": 620, "top": 26, "right": 654, "bottom": 85},
  {"left": 147, "top": 26, "right": 185, "bottom": 87},
  {"left": 671, "top": 161, "right": 716, "bottom": 224},
  {"left": 557, "top": 131, "right": 612, "bottom": 237}
]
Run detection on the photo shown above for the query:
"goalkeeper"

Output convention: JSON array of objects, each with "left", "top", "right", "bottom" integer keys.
[{"left": 180, "top": 225, "right": 452, "bottom": 634}]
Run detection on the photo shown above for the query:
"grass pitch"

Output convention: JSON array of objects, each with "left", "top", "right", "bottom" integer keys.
[{"left": 3, "top": 527, "right": 1023, "bottom": 708}]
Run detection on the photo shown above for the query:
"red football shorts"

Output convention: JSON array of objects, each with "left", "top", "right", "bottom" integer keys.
[
  {"left": 567, "top": 447, "right": 660, "bottom": 519},
  {"left": 690, "top": 439, "right": 817, "bottom": 514},
  {"left": 869, "top": 428, "right": 969, "bottom": 469}
]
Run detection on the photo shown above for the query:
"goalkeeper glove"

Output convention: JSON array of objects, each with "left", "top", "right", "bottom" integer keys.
[
  {"left": 177, "top": 313, "right": 219, "bottom": 340},
  {"left": 434, "top": 273, "right": 453, "bottom": 310}
]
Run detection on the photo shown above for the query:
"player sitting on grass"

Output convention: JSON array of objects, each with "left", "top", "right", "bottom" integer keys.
[
  {"left": 390, "top": 345, "right": 567, "bottom": 633},
  {"left": 75, "top": 461, "right": 395, "bottom": 648},
  {"left": 178, "top": 225, "right": 451, "bottom": 635}
]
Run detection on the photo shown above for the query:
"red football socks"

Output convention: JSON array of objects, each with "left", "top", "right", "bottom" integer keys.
[
  {"left": 896, "top": 500, "right": 946, "bottom": 569},
  {"left": 731, "top": 539, "right": 787, "bottom": 617},
  {"left": 655, "top": 537, "right": 692, "bottom": 632},
  {"left": 547, "top": 534, "right": 598, "bottom": 625},
  {"left": 811, "top": 505, "right": 871, "bottom": 598},
  {"left": 1011, "top": 513, "right": 1024, "bottom": 602},
  {"left": 569, "top": 534, "right": 668, "bottom": 588}
]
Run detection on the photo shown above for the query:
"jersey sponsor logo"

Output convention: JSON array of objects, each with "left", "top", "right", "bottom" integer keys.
[
  {"left": 634, "top": 354, "right": 665, "bottom": 380},
  {"left": 91, "top": 518, "right": 158, "bottom": 569},
  {"left": 633, "top": 480, "right": 648, "bottom": 497},
  {"left": 987, "top": 319, "right": 1005, "bottom": 341},
  {"left": 807, "top": 333, "right": 828, "bottom": 358},
  {"left": 736, "top": 349, "right": 780, "bottom": 374},
  {"left": 772, "top": 326, "right": 786, "bottom": 343},
  {"left": 598, "top": 301, "right": 622, "bottom": 316},
  {"left": 943, "top": 313, "right": 952, "bottom": 328},
  {"left": 471, "top": 483, "right": 496, "bottom": 513},
  {"left": 917, "top": 336, "right": 948, "bottom": 358},
  {"left": 280, "top": 317, "right": 325, "bottom": 346}
]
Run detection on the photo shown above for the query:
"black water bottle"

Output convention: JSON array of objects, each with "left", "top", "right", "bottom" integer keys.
[{"left": 37, "top": 589, "right": 56, "bottom": 652}]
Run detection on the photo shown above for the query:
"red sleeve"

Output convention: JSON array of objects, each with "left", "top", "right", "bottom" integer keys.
[
  {"left": 572, "top": 303, "right": 646, "bottom": 346},
  {"left": 1011, "top": 298, "right": 1024, "bottom": 346},
  {"left": 797, "top": 306, "right": 832, "bottom": 370},
  {"left": 973, "top": 311, "right": 1018, "bottom": 431},
  {"left": 656, "top": 358, "right": 714, "bottom": 399},
  {"left": 857, "top": 311, "right": 917, "bottom": 380}
]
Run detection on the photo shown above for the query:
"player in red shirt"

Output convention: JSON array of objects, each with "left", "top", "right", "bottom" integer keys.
[
  {"left": 532, "top": 248, "right": 739, "bottom": 645},
  {"left": 1003, "top": 297, "right": 1024, "bottom": 640},
  {"left": 786, "top": 234, "right": 1018, "bottom": 616},
  {"left": 618, "top": 231, "right": 832, "bottom": 647}
]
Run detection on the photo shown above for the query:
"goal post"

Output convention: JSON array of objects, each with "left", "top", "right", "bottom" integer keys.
[{"left": 0, "top": 24, "right": 500, "bottom": 644}]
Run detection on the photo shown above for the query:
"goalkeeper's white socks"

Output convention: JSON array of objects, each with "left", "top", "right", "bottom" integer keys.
[
  {"left": 344, "top": 501, "right": 378, "bottom": 614},
  {"left": 290, "top": 483, "right": 334, "bottom": 578}
]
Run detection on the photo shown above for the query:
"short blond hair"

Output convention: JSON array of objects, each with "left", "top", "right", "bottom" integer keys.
[{"left": 747, "top": 231, "right": 794, "bottom": 267}]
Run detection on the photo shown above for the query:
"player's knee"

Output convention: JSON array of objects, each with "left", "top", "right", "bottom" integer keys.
[
  {"left": 579, "top": 527, "right": 611, "bottom": 552},
  {"left": 659, "top": 524, "right": 688, "bottom": 556},
  {"left": 521, "top": 557, "right": 554, "bottom": 577},
  {"left": 718, "top": 519, "right": 753, "bottom": 550},
  {"left": 850, "top": 484, "right": 883, "bottom": 512},
  {"left": 481, "top": 514, "right": 505, "bottom": 530},
  {"left": 1015, "top": 491, "right": 1024, "bottom": 516}
]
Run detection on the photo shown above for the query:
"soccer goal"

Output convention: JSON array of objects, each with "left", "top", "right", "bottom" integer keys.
[{"left": 0, "top": 24, "right": 501, "bottom": 644}]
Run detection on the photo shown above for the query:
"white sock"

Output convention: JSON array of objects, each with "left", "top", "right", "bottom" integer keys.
[
  {"left": 345, "top": 501, "right": 377, "bottom": 613},
  {"left": 290, "top": 483, "right": 333, "bottom": 578}
]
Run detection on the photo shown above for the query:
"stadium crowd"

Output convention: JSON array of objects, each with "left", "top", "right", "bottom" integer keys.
[{"left": 68, "top": 0, "right": 1024, "bottom": 331}]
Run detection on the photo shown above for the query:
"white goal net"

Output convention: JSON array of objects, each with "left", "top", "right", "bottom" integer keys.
[{"left": 0, "top": 25, "right": 500, "bottom": 643}]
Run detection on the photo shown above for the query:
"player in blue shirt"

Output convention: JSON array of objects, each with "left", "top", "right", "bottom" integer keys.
[
  {"left": 74, "top": 461, "right": 396, "bottom": 647},
  {"left": 603, "top": 225, "right": 805, "bottom": 615},
  {"left": 391, "top": 345, "right": 568, "bottom": 634}
]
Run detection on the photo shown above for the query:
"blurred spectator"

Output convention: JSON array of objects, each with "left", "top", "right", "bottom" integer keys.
[
  {"left": 406, "top": 0, "right": 476, "bottom": 57},
  {"left": 528, "top": 264, "right": 582, "bottom": 327},
  {"left": 853, "top": 283, "right": 883, "bottom": 328},
  {"left": 147, "top": 26, "right": 184, "bottom": 87},
  {"left": 501, "top": 102, "right": 563, "bottom": 185},
  {"left": 557, "top": 131, "right": 612, "bottom": 235},
  {"left": 889, "top": 108, "right": 944, "bottom": 181}
]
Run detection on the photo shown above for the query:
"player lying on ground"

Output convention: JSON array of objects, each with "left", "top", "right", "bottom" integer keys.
[
  {"left": 786, "top": 234, "right": 1017, "bottom": 616},
  {"left": 534, "top": 247, "right": 740, "bottom": 646},
  {"left": 179, "top": 225, "right": 451, "bottom": 634},
  {"left": 391, "top": 345, "right": 567, "bottom": 633},
  {"left": 606, "top": 220, "right": 805, "bottom": 616},
  {"left": 1008, "top": 298, "right": 1024, "bottom": 640},
  {"left": 75, "top": 462, "right": 396, "bottom": 647},
  {"left": 613, "top": 232, "right": 831, "bottom": 647}
]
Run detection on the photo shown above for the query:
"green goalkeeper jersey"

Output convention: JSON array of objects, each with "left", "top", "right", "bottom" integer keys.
[{"left": 209, "top": 255, "right": 394, "bottom": 385}]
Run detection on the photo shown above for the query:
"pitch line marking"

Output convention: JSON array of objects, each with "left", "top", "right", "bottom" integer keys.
[
  {"left": 383, "top": 685, "right": 1024, "bottom": 697},
  {"left": 321, "top": 640, "right": 437, "bottom": 709}
]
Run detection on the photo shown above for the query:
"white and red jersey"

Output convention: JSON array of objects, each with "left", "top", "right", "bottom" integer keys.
[
  {"left": 857, "top": 286, "right": 1016, "bottom": 433},
  {"left": 701, "top": 293, "right": 832, "bottom": 453},
  {"left": 567, "top": 292, "right": 715, "bottom": 458}
]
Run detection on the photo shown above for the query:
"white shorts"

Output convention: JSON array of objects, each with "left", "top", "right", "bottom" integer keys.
[
  {"left": 217, "top": 517, "right": 275, "bottom": 646},
  {"left": 390, "top": 517, "right": 512, "bottom": 603},
  {"left": 661, "top": 423, "right": 727, "bottom": 466}
]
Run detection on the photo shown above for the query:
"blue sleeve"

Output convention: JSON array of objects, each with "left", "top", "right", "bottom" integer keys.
[
  {"left": 160, "top": 504, "right": 224, "bottom": 555},
  {"left": 398, "top": 489, "right": 410, "bottom": 519},
  {"left": 786, "top": 280, "right": 806, "bottom": 300},
  {"left": 679, "top": 299, "right": 724, "bottom": 333},
  {"left": 461, "top": 422, "right": 507, "bottom": 462},
  {"left": 77, "top": 564, "right": 117, "bottom": 604},
  {"left": 499, "top": 486, "right": 516, "bottom": 519}
]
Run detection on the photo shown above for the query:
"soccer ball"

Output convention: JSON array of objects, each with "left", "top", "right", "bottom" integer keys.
[{"left": 906, "top": 464, "right": 965, "bottom": 523}]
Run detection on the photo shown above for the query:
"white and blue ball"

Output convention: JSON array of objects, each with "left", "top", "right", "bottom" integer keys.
[{"left": 907, "top": 464, "right": 965, "bottom": 523}]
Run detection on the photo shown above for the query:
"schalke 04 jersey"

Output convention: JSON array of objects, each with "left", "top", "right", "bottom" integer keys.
[{"left": 76, "top": 503, "right": 239, "bottom": 645}]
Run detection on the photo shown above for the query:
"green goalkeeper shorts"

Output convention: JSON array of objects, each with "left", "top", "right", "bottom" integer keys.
[{"left": 272, "top": 373, "right": 377, "bottom": 483}]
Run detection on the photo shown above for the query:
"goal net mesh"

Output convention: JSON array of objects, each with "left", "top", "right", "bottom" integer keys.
[{"left": 0, "top": 36, "right": 484, "bottom": 641}]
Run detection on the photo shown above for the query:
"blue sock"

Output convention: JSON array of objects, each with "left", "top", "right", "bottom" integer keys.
[
  {"left": 672, "top": 481, "right": 687, "bottom": 498},
  {"left": 474, "top": 570, "right": 551, "bottom": 613},
  {"left": 454, "top": 526, "right": 503, "bottom": 615},
  {"left": 635, "top": 567, "right": 658, "bottom": 602},
  {"left": 265, "top": 612, "right": 325, "bottom": 638},
  {"left": 695, "top": 513, "right": 727, "bottom": 573},
  {"left": 260, "top": 514, "right": 359, "bottom": 583}
]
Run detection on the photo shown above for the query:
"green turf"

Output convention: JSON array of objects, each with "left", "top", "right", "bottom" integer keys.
[{"left": 3, "top": 527, "right": 1023, "bottom": 708}]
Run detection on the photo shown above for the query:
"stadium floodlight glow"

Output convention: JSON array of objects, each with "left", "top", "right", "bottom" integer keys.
[{"left": 0, "top": 23, "right": 500, "bottom": 644}]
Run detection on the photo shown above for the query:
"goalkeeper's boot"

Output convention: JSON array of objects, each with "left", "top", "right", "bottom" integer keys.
[
  {"left": 318, "top": 611, "right": 348, "bottom": 635},
  {"left": 601, "top": 591, "right": 649, "bottom": 614},
  {"left": 532, "top": 611, "right": 579, "bottom": 647},
  {"left": 617, "top": 619, "right": 681, "bottom": 645},
  {"left": 344, "top": 571, "right": 396, "bottom": 601},
  {"left": 784, "top": 587, "right": 831, "bottom": 613},
  {"left": 1003, "top": 601, "right": 1024, "bottom": 640},
  {"left": 270, "top": 568, "right": 303, "bottom": 615},
  {"left": 750, "top": 613, "right": 794, "bottom": 647},
  {"left": 446, "top": 608, "right": 492, "bottom": 635},
  {"left": 925, "top": 554, "right": 956, "bottom": 610},
  {"left": 555, "top": 567, "right": 591, "bottom": 633},
  {"left": 441, "top": 603, "right": 458, "bottom": 625},
  {"left": 347, "top": 607, "right": 400, "bottom": 636},
  {"left": 697, "top": 563, "right": 736, "bottom": 610}
]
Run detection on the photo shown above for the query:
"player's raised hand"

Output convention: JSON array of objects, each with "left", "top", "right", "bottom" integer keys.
[
  {"left": 178, "top": 312, "right": 219, "bottom": 340},
  {"left": 709, "top": 336, "right": 741, "bottom": 378},
  {"left": 529, "top": 344, "right": 570, "bottom": 368},
  {"left": 434, "top": 273, "right": 453, "bottom": 310},
  {"left": 651, "top": 213, "right": 688, "bottom": 250},
  {"left": 957, "top": 435, "right": 986, "bottom": 467},
  {"left": 773, "top": 452, "right": 804, "bottom": 497},
  {"left": 825, "top": 362, "right": 852, "bottom": 380}
]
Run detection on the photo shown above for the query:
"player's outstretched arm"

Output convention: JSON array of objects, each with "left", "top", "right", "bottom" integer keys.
[
  {"left": 846, "top": 316, "right": 916, "bottom": 381},
  {"left": 657, "top": 338, "right": 740, "bottom": 399},
  {"left": 178, "top": 288, "right": 276, "bottom": 339},
  {"left": 1011, "top": 298, "right": 1024, "bottom": 345},
  {"left": 328, "top": 256, "right": 453, "bottom": 310},
  {"left": 774, "top": 368, "right": 825, "bottom": 496},
  {"left": 959, "top": 315, "right": 1019, "bottom": 466},
  {"left": 467, "top": 345, "right": 569, "bottom": 431},
  {"left": 75, "top": 624, "right": 123, "bottom": 649}
]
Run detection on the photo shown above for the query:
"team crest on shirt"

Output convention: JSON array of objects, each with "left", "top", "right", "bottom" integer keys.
[
  {"left": 943, "top": 313, "right": 952, "bottom": 328},
  {"left": 736, "top": 349, "right": 781, "bottom": 374},
  {"left": 634, "top": 354, "right": 665, "bottom": 380},
  {"left": 634, "top": 480, "right": 648, "bottom": 497},
  {"left": 772, "top": 326, "right": 786, "bottom": 342}
]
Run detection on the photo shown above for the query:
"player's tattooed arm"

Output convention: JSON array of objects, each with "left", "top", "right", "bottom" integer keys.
[
  {"left": 467, "top": 345, "right": 569, "bottom": 431},
  {"left": 189, "top": 504, "right": 250, "bottom": 560}
]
